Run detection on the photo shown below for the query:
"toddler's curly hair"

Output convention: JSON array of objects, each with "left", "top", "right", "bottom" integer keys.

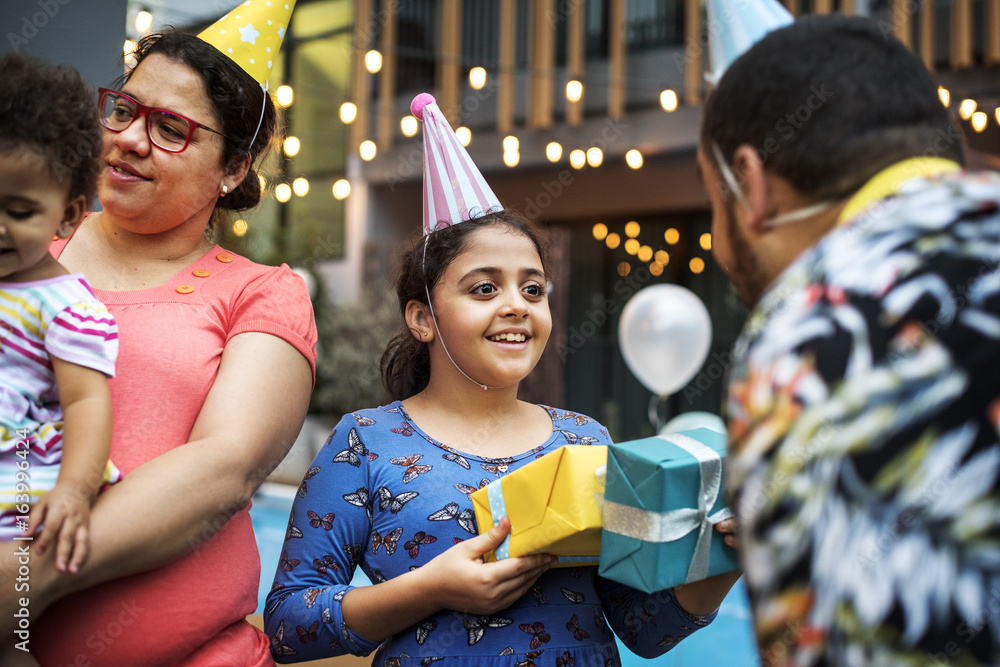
[{"left": 0, "top": 52, "right": 102, "bottom": 203}]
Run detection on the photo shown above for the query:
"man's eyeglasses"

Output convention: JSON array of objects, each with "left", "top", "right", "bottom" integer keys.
[{"left": 97, "top": 88, "right": 224, "bottom": 153}]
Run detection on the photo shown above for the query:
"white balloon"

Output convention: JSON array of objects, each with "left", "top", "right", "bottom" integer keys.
[
  {"left": 660, "top": 411, "right": 726, "bottom": 435},
  {"left": 618, "top": 284, "right": 713, "bottom": 396}
]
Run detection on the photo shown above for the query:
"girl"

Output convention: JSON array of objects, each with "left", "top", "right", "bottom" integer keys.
[{"left": 264, "top": 207, "right": 741, "bottom": 664}]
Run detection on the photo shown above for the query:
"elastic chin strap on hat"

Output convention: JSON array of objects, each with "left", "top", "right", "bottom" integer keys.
[
  {"left": 421, "top": 235, "right": 498, "bottom": 391},
  {"left": 245, "top": 82, "right": 268, "bottom": 157},
  {"left": 711, "top": 143, "right": 837, "bottom": 229}
]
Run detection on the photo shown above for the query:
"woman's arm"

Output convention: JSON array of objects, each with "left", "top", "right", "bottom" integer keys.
[
  {"left": 4, "top": 331, "right": 312, "bottom": 615},
  {"left": 27, "top": 357, "right": 112, "bottom": 573}
]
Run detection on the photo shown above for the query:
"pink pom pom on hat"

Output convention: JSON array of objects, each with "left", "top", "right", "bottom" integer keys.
[{"left": 411, "top": 93, "right": 503, "bottom": 235}]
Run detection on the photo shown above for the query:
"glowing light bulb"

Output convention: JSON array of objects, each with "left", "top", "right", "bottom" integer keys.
[
  {"left": 625, "top": 221, "right": 640, "bottom": 238},
  {"left": 134, "top": 10, "right": 153, "bottom": 33},
  {"left": 617, "top": 262, "right": 631, "bottom": 277},
  {"left": 276, "top": 85, "right": 294, "bottom": 108},
  {"left": 569, "top": 149, "right": 586, "bottom": 170},
  {"left": 655, "top": 250, "right": 669, "bottom": 265},
  {"left": 959, "top": 99, "right": 977, "bottom": 120},
  {"left": 637, "top": 245, "right": 653, "bottom": 262},
  {"left": 275, "top": 183, "right": 291, "bottom": 203},
  {"left": 624, "top": 238, "right": 640, "bottom": 255},
  {"left": 660, "top": 89, "right": 678, "bottom": 112},
  {"left": 360, "top": 140, "right": 377, "bottom": 161},
  {"left": 938, "top": 86, "right": 950, "bottom": 108},
  {"left": 292, "top": 177, "right": 309, "bottom": 197},
  {"left": 592, "top": 223, "right": 608, "bottom": 241},
  {"left": 649, "top": 262, "right": 663, "bottom": 276},
  {"left": 503, "top": 150, "right": 520, "bottom": 167},
  {"left": 625, "top": 149, "right": 643, "bottom": 169},
  {"left": 469, "top": 67, "right": 487, "bottom": 90},
  {"left": 401, "top": 115, "right": 418, "bottom": 137},
  {"left": 283, "top": 136, "right": 300, "bottom": 157},
  {"left": 664, "top": 228, "right": 679, "bottom": 245},
  {"left": 340, "top": 102, "right": 357, "bottom": 124},
  {"left": 365, "top": 50, "right": 383, "bottom": 73},
  {"left": 972, "top": 111, "right": 988, "bottom": 133},
  {"left": 700, "top": 233, "right": 712, "bottom": 250},
  {"left": 332, "top": 179, "right": 351, "bottom": 200},
  {"left": 232, "top": 219, "right": 248, "bottom": 237},
  {"left": 605, "top": 233, "right": 621, "bottom": 250},
  {"left": 586, "top": 147, "right": 603, "bottom": 168},
  {"left": 503, "top": 135, "right": 519, "bottom": 152},
  {"left": 566, "top": 80, "right": 583, "bottom": 102},
  {"left": 456, "top": 127, "right": 472, "bottom": 146},
  {"left": 690, "top": 257, "right": 705, "bottom": 274},
  {"left": 546, "top": 142, "right": 563, "bottom": 162}
]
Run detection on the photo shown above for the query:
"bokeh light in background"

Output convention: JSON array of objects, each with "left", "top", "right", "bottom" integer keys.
[
  {"left": 569, "top": 149, "right": 586, "bottom": 170},
  {"left": 364, "top": 49, "right": 383, "bottom": 73},
  {"left": 587, "top": 147, "right": 603, "bottom": 167},
  {"left": 292, "top": 177, "right": 309, "bottom": 197},
  {"left": 617, "top": 262, "right": 631, "bottom": 276},
  {"left": 625, "top": 221, "right": 640, "bottom": 238},
  {"left": 276, "top": 85, "right": 294, "bottom": 108},
  {"left": 605, "top": 233, "right": 621, "bottom": 249},
  {"left": 664, "top": 228, "right": 680, "bottom": 245},
  {"left": 332, "top": 179, "right": 351, "bottom": 200},
  {"left": 469, "top": 66, "right": 487, "bottom": 90},
  {"left": 456, "top": 127, "right": 472, "bottom": 146},
  {"left": 624, "top": 238, "right": 640, "bottom": 255},
  {"left": 625, "top": 149, "right": 643, "bottom": 169},
  {"left": 566, "top": 80, "right": 583, "bottom": 102},
  {"left": 232, "top": 219, "right": 248, "bottom": 237},
  {"left": 275, "top": 183, "right": 291, "bottom": 203},
  {"left": 592, "top": 223, "right": 608, "bottom": 241},
  {"left": 700, "top": 233, "right": 712, "bottom": 250},
  {"left": 283, "top": 136, "right": 300, "bottom": 156},
  {"left": 690, "top": 257, "right": 705, "bottom": 274},
  {"left": 546, "top": 142, "right": 563, "bottom": 162},
  {"left": 359, "top": 140, "right": 377, "bottom": 161},
  {"left": 660, "top": 89, "right": 678, "bottom": 112},
  {"left": 400, "top": 115, "right": 418, "bottom": 137},
  {"left": 339, "top": 102, "right": 357, "bottom": 124}
]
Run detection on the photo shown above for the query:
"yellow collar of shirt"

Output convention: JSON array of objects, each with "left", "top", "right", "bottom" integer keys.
[{"left": 837, "top": 157, "right": 961, "bottom": 226}]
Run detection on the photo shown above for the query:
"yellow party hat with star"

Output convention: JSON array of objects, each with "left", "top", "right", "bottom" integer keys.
[{"left": 198, "top": 0, "right": 295, "bottom": 87}]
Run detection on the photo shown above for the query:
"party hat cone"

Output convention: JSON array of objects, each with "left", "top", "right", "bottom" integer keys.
[
  {"left": 705, "top": 0, "right": 793, "bottom": 85},
  {"left": 199, "top": 0, "right": 296, "bottom": 87},
  {"left": 411, "top": 93, "right": 503, "bottom": 235}
]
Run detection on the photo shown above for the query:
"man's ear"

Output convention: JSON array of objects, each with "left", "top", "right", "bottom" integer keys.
[
  {"left": 732, "top": 144, "right": 769, "bottom": 234},
  {"left": 404, "top": 299, "right": 435, "bottom": 343},
  {"left": 55, "top": 194, "right": 87, "bottom": 239}
]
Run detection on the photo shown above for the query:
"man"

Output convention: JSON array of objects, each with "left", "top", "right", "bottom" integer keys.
[{"left": 700, "top": 14, "right": 1000, "bottom": 665}]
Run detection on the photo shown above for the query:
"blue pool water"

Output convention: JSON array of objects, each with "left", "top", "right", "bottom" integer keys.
[{"left": 250, "top": 484, "right": 761, "bottom": 666}]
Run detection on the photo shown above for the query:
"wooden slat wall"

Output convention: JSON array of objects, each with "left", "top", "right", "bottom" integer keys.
[
  {"left": 785, "top": 0, "right": 800, "bottom": 16},
  {"left": 841, "top": 0, "right": 855, "bottom": 14},
  {"left": 951, "top": 0, "right": 973, "bottom": 69},
  {"left": 814, "top": 0, "right": 832, "bottom": 13},
  {"left": 497, "top": 0, "right": 516, "bottom": 133},
  {"left": 376, "top": 5, "right": 398, "bottom": 150},
  {"left": 920, "top": 0, "right": 935, "bottom": 70},
  {"left": 566, "top": 0, "right": 585, "bottom": 125},
  {"left": 529, "top": 0, "right": 556, "bottom": 128},
  {"left": 349, "top": 0, "right": 371, "bottom": 153},
  {"left": 608, "top": 0, "right": 627, "bottom": 119},
  {"left": 437, "top": 0, "right": 461, "bottom": 124},
  {"left": 891, "top": 0, "right": 911, "bottom": 49},
  {"left": 684, "top": 0, "right": 700, "bottom": 106},
  {"left": 986, "top": 0, "right": 1000, "bottom": 65}
]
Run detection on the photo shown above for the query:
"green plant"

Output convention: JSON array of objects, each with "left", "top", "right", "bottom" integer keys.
[{"left": 308, "top": 280, "right": 399, "bottom": 416}]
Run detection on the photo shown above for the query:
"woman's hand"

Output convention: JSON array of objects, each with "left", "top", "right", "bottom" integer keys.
[
  {"left": 421, "top": 517, "right": 556, "bottom": 615},
  {"left": 716, "top": 516, "right": 740, "bottom": 550}
]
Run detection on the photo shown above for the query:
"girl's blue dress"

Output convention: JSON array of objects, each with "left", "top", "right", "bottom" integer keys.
[{"left": 265, "top": 402, "right": 717, "bottom": 665}]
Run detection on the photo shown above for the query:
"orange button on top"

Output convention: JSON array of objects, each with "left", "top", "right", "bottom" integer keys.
[
  {"left": 216, "top": 253, "right": 234, "bottom": 263},
  {"left": 192, "top": 269, "right": 211, "bottom": 278},
  {"left": 176, "top": 284, "right": 194, "bottom": 294}
]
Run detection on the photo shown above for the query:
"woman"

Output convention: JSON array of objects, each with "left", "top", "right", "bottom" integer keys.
[{"left": 2, "top": 28, "right": 317, "bottom": 666}]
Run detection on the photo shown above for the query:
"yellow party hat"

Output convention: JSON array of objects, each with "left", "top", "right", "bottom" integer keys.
[{"left": 198, "top": 0, "right": 296, "bottom": 87}]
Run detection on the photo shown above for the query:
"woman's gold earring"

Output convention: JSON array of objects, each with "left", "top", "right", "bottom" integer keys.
[{"left": 220, "top": 184, "right": 228, "bottom": 197}]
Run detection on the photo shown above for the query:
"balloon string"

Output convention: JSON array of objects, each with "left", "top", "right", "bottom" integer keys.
[{"left": 648, "top": 394, "right": 667, "bottom": 432}]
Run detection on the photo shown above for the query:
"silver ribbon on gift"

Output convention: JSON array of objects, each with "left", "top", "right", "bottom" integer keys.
[{"left": 603, "top": 433, "right": 732, "bottom": 584}]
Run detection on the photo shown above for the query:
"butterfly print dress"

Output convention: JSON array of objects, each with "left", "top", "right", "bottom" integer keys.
[{"left": 265, "top": 402, "right": 716, "bottom": 665}]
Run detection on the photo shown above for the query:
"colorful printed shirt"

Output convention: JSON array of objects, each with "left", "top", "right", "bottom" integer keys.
[
  {"left": 265, "top": 402, "right": 716, "bottom": 665},
  {"left": 725, "top": 163, "right": 1000, "bottom": 665}
]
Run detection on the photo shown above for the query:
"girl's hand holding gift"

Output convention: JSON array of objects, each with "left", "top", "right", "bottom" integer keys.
[{"left": 420, "top": 517, "right": 556, "bottom": 615}]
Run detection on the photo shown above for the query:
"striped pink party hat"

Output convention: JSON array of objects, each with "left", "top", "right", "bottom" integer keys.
[{"left": 411, "top": 93, "right": 503, "bottom": 235}]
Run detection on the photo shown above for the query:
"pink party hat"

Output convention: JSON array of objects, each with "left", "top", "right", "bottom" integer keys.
[
  {"left": 705, "top": 0, "right": 793, "bottom": 85},
  {"left": 411, "top": 93, "right": 503, "bottom": 235}
]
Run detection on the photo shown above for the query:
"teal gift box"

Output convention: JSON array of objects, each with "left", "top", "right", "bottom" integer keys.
[{"left": 598, "top": 428, "right": 740, "bottom": 593}]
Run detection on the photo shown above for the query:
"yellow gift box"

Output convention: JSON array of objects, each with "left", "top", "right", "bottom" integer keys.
[{"left": 471, "top": 445, "right": 607, "bottom": 567}]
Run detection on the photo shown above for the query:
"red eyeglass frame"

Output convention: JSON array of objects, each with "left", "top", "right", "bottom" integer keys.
[{"left": 97, "top": 87, "right": 224, "bottom": 153}]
